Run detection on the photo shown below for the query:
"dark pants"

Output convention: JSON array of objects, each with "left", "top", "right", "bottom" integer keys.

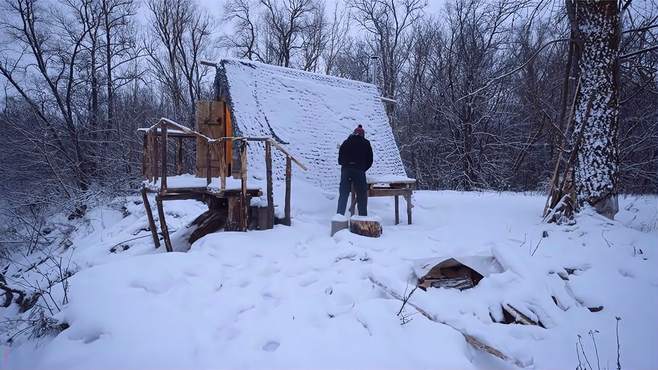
[{"left": 337, "top": 166, "right": 368, "bottom": 216}]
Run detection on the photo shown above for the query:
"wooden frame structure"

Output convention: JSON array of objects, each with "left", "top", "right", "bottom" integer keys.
[
  {"left": 350, "top": 179, "right": 416, "bottom": 225},
  {"left": 140, "top": 116, "right": 306, "bottom": 252}
]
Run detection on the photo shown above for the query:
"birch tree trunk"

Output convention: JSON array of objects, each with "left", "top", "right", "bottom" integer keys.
[{"left": 568, "top": 0, "right": 621, "bottom": 219}]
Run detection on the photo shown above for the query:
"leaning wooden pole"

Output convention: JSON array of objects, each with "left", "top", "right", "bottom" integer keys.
[
  {"left": 265, "top": 140, "right": 274, "bottom": 228},
  {"left": 544, "top": 78, "right": 581, "bottom": 217},
  {"left": 155, "top": 195, "right": 173, "bottom": 252},
  {"left": 284, "top": 156, "right": 292, "bottom": 226},
  {"left": 140, "top": 187, "right": 160, "bottom": 248}
]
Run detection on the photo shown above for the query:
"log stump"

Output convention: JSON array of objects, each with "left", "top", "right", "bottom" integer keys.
[{"left": 349, "top": 216, "right": 382, "bottom": 238}]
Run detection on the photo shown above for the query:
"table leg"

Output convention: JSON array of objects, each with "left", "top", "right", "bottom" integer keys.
[
  {"left": 394, "top": 195, "right": 400, "bottom": 225},
  {"left": 405, "top": 193, "right": 412, "bottom": 225}
]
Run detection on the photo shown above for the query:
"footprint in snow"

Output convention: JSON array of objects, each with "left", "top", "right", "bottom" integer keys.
[
  {"left": 618, "top": 268, "right": 635, "bottom": 278},
  {"left": 262, "top": 340, "right": 280, "bottom": 352},
  {"left": 298, "top": 276, "right": 317, "bottom": 287}
]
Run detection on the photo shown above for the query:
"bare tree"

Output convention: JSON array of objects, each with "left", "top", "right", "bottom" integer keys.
[
  {"left": 300, "top": 4, "right": 327, "bottom": 72},
  {"left": 223, "top": 0, "right": 264, "bottom": 61},
  {"left": 146, "top": 0, "right": 214, "bottom": 125},
  {"left": 566, "top": 0, "right": 621, "bottom": 218},
  {"left": 322, "top": 2, "right": 350, "bottom": 74},
  {"left": 100, "top": 0, "right": 140, "bottom": 134},
  {"left": 260, "top": 0, "right": 322, "bottom": 67},
  {"left": 349, "top": 0, "right": 426, "bottom": 117},
  {"left": 0, "top": 0, "right": 94, "bottom": 191}
]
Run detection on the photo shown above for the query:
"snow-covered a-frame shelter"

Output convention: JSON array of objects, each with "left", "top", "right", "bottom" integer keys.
[
  {"left": 214, "top": 59, "right": 409, "bottom": 190},
  {"left": 139, "top": 59, "right": 415, "bottom": 251}
]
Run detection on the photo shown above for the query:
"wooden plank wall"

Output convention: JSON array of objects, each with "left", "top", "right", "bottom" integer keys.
[{"left": 196, "top": 101, "right": 226, "bottom": 177}]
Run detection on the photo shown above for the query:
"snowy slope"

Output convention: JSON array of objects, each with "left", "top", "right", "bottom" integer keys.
[
  {"left": 2, "top": 185, "right": 657, "bottom": 369},
  {"left": 218, "top": 59, "right": 408, "bottom": 190}
]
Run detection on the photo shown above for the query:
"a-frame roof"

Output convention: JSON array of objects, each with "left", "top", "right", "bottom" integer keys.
[{"left": 216, "top": 58, "right": 408, "bottom": 190}]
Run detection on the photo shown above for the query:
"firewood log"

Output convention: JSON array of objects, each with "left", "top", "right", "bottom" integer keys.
[{"left": 350, "top": 217, "right": 382, "bottom": 238}]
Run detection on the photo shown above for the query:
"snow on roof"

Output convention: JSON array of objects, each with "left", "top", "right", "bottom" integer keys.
[{"left": 217, "top": 58, "right": 408, "bottom": 190}]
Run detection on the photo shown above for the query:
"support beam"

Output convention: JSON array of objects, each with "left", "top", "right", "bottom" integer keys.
[
  {"left": 265, "top": 140, "right": 274, "bottom": 229},
  {"left": 141, "top": 187, "right": 160, "bottom": 248}
]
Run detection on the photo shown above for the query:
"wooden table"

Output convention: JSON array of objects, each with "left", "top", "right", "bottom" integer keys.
[{"left": 349, "top": 178, "right": 416, "bottom": 225}]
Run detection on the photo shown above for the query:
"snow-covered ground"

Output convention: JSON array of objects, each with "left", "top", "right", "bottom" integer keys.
[{"left": 2, "top": 182, "right": 657, "bottom": 369}]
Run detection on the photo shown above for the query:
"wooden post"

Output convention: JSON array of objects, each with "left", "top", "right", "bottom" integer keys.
[
  {"left": 220, "top": 141, "right": 226, "bottom": 190},
  {"left": 160, "top": 122, "right": 168, "bottom": 192},
  {"left": 206, "top": 140, "right": 212, "bottom": 186},
  {"left": 394, "top": 195, "right": 400, "bottom": 225},
  {"left": 141, "top": 187, "right": 161, "bottom": 248},
  {"left": 226, "top": 197, "right": 241, "bottom": 231},
  {"left": 240, "top": 139, "right": 248, "bottom": 231},
  {"left": 176, "top": 137, "right": 183, "bottom": 175},
  {"left": 142, "top": 135, "right": 148, "bottom": 179},
  {"left": 405, "top": 192, "right": 412, "bottom": 225},
  {"left": 265, "top": 140, "right": 274, "bottom": 229},
  {"left": 155, "top": 195, "right": 173, "bottom": 252},
  {"left": 284, "top": 156, "right": 292, "bottom": 226},
  {"left": 152, "top": 133, "right": 159, "bottom": 183}
]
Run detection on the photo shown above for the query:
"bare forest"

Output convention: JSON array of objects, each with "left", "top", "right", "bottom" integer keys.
[{"left": 0, "top": 0, "right": 656, "bottom": 221}]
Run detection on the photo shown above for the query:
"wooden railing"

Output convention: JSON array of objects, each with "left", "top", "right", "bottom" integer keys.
[{"left": 144, "top": 118, "right": 307, "bottom": 227}]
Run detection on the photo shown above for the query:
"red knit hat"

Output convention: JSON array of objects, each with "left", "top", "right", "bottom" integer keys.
[{"left": 354, "top": 124, "right": 365, "bottom": 136}]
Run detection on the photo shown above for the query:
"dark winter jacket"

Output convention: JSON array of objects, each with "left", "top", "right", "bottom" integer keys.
[{"left": 338, "top": 134, "right": 373, "bottom": 172}]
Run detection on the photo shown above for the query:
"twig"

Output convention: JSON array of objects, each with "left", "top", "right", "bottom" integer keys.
[
  {"left": 530, "top": 238, "right": 543, "bottom": 256},
  {"left": 456, "top": 38, "right": 569, "bottom": 103},
  {"left": 396, "top": 284, "right": 418, "bottom": 316},
  {"left": 578, "top": 334, "right": 593, "bottom": 370},
  {"left": 576, "top": 341, "right": 585, "bottom": 370},
  {"left": 107, "top": 233, "right": 162, "bottom": 250},
  {"left": 589, "top": 330, "right": 601, "bottom": 370},
  {"left": 620, "top": 45, "right": 658, "bottom": 60}
]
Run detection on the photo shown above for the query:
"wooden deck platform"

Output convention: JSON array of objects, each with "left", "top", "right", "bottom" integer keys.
[
  {"left": 139, "top": 115, "right": 306, "bottom": 252},
  {"left": 141, "top": 184, "right": 264, "bottom": 252}
]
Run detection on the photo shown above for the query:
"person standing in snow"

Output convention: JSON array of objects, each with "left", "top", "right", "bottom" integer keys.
[{"left": 336, "top": 125, "right": 373, "bottom": 216}]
